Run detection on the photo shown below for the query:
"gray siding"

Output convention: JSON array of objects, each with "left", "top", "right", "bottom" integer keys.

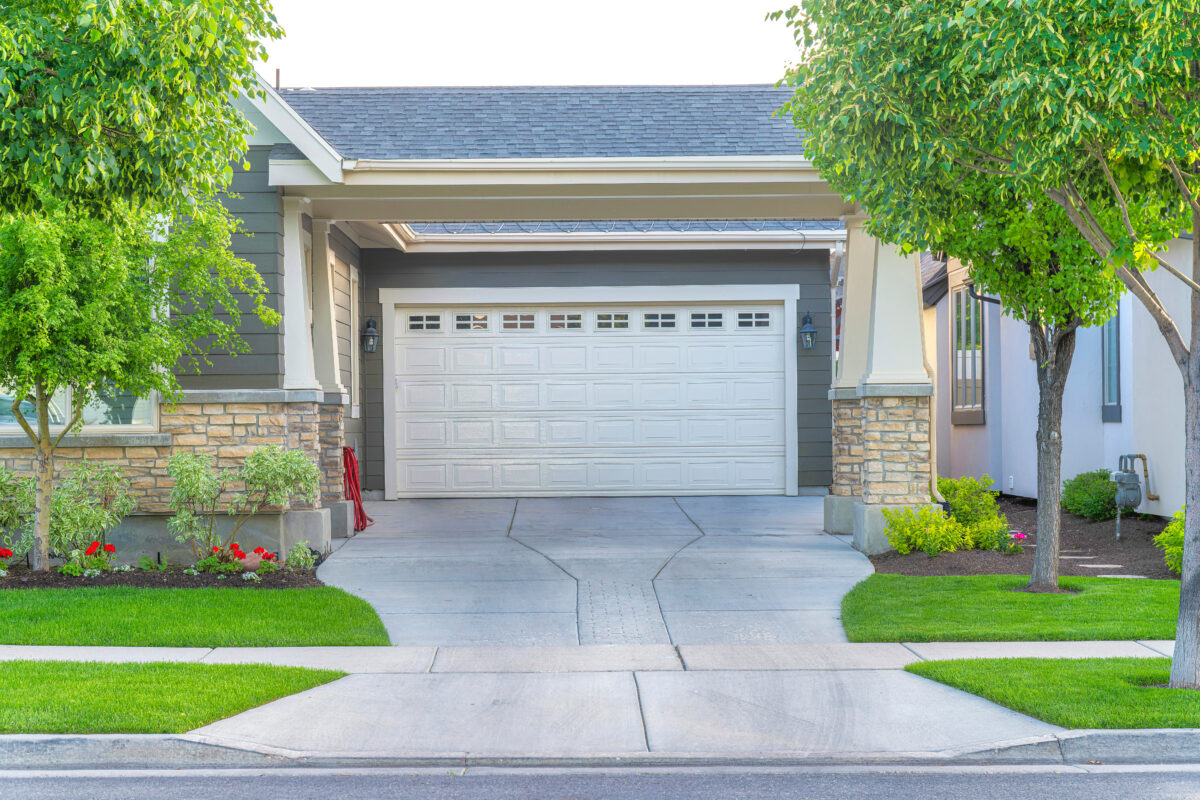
[
  {"left": 186, "top": 146, "right": 285, "bottom": 389},
  {"left": 360, "top": 249, "right": 833, "bottom": 492}
]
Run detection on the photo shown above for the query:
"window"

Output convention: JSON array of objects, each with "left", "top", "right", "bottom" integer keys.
[
  {"left": 549, "top": 313, "right": 582, "bottom": 330},
  {"left": 1102, "top": 311, "right": 1121, "bottom": 422},
  {"left": 643, "top": 312, "right": 676, "bottom": 329},
  {"left": 408, "top": 314, "right": 441, "bottom": 331},
  {"left": 502, "top": 313, "right": 535, "bottom": 330},
  {"left": 0, "top": 386, "right": 155, "bottom": 430},
  {"left": 596, "top": 313, "right": 629, "bottom": 330},
  {"left": 737, "top": 311, "right": 771, "bottom": 328},
  {"left": 951, "top": 287, "right": 985, "bottom": 425},
  {"left": 691, "top": 312, "right": 723, "bottom": 329},
  {"left": 455, "top": 313, "right": 489, "bottom": 331}
]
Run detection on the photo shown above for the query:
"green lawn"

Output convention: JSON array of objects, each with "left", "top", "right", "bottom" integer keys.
[
  {"left": 0, "top": 587, "right": 390, "bottom": 647},
  {"left": 842, "top": 574, "right": 1178, "bottom": 642},
  {"left": 908, "top": 658, "right": 1199, "bottom": 728},
  {"left": 0, "top": 660, "right": 343, "bottom": 733}
]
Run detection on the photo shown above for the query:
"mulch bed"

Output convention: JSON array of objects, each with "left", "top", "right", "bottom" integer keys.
[
  {"left": 871, "top": 496, "right": 1177, "bottom": 580},
  {"left": 0, "top": 566, "right": 323, "bottom": 590}
]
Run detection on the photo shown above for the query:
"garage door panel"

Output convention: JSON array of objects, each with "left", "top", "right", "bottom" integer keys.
[
  {"left": 392, "top": 303, "right": 788, "bottom": 497},
  {"left": 398, "top": 411, "right": 785, "bottom": 450}
]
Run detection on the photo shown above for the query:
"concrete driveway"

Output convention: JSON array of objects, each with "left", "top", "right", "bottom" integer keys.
[{"left": 318, "top": 496, "right": 873, "bottom": 646}]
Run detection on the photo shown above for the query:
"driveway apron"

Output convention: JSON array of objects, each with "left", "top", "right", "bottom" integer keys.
[{"left": 317, "top": 496, "right": 873, "bottom": 647}]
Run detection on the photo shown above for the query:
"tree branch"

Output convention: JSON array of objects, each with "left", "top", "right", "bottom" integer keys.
[
  {"left": 51, "top": 391, "right": 85, "bottom": 448},
  {"left": 10, "top": 398, "right": 36, "bottom": 446},
  {"left": 1166, "top": 158, "right": 1200, "bottom": 216},
  {"left": 1089, "top": 145, "right": 1138, "bottom": 240}
]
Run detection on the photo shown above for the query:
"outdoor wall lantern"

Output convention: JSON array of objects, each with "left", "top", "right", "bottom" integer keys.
[
  {"left": 799, "top": 312, "right": 818, "bottom": 350},
  {"left": 361, "top": 318, "right": 380, "bottom": 354}
]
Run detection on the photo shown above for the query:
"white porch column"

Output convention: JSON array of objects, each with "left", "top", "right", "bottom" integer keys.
[
  {"left": 825, "top": 214, "right": 874, "bottom": 534},
  {"left": 309, "top": 219, "right": 346, "bottom": 397},
  {"left": 281, "top": 197, "right": 320, "bottom": 391},
  {"left": 851, "top": 240, "right": 934, "bottom": 553}
]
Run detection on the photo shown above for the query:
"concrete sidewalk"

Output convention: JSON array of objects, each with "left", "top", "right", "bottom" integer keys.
[{"left": 0, "top": 640, "right": 1183, "bottom": 765}]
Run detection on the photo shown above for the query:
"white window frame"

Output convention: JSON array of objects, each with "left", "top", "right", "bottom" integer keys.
[
  {"left": 690, "top": 310, "right": 725, "bottom": 330},
  {"left": 454, "top": 311, "right": 492, "bottom": 332},
  {"left": 548, "top": 311, "right": 585, "bottom": 331},
  {"left": 642, "top": 311, "right": 678, "bottom": 330},
  {"left": 379, "top": 285, "right": 801, "bottom": 500},
  {"left": 595, "top": 311, "right": 632, "bottom": 330},
  {"left": 0, "top": 387, "right": 160, "bottom": 434},
  {"left": 951, "top": 287, "right": 985, "bottom": 425},
  {"left": 735, "top": 310, "right": 774, "bottom": 330},
  {"left": 1101, "top": 310, "right": 1121, "bottom": 423}
]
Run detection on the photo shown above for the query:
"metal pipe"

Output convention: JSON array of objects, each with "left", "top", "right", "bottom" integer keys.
[{"left": 1127, "top": 453, "right": 1159, "bottom": 501}]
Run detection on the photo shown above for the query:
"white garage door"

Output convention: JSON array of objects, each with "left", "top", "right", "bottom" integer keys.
[{"left": 391, "top": 303, "right": 789, "bottom": 496}]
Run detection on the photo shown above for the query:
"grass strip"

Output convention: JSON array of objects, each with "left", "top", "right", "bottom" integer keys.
[
  {"left": 842, "top": 574, "right": 1178, "bottom": 642},
  {"left": 907, "top": 657, "right": 1199, "bottom": 728},
  {"left": 0, "top": 587, "right": 390, "bottom": 647},
  {"left": 0, "top": 660, "right": 344, "bottom": 733}
]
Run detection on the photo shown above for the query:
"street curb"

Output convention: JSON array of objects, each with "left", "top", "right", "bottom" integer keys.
[{"left": 1, "top": 730, "right": 1199, "bottom": 769}]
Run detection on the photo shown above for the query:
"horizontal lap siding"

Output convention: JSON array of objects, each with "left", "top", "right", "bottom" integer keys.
[
  {"left": 360, "top": 249, "right": 833, "bottom": 492},
  {"left": 331, "top": 226, "right": 365, "bottom": 470},
  {"left": 187, "top": 146, "right": 285, "bottom": 390}
]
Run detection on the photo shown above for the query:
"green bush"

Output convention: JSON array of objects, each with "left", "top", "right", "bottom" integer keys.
[
  {"left": 1155, "top": 507, "right": 1185, "bottom": 575},
  {"left": 882, "top": 506, "right": 970, "bottom": 556},
  {"left": 1061, "top": 469, "right": 1119, "bottom": 521},
  {"left": 0, "top": 467, "right": 33, "bottom": 566},
  {"left": 937, "top": 474, "right": 1015, "bottom": 552}
]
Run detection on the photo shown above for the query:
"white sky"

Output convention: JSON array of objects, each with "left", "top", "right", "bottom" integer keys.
[{"left": 261, "top": 1, "right": 800, "bottom": 87}]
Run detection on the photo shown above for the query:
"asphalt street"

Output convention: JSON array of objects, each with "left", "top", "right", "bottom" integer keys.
[{"left": 3, "top": 766, "right": 1200, "bottom": 800}]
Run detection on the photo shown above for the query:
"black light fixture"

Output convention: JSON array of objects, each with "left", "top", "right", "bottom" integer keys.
[
  {"left": 361, "top": 318, "right": 380, "bottom": 354},
  {"left": 799, "top": 312, "right": 818, "bottom": 350}
]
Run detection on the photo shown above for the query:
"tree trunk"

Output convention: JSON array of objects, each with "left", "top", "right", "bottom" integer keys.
[
  {"left": 30, "top": 385, "right": 52, "bottom": 571},
  {"left": 1169, "top": 212, "right": 1200, "bottom": 688},
  {"left": 1171, "top": 369, "right": 1200, "bottom": 687},
  {"left": 1028, "top": 321, "right": 1077, "bottom": 592}
]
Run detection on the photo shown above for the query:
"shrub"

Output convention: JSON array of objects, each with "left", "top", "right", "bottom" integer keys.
[
  {"left": 0, "top": 467, "right": 33, "bottom": 566},
  {"left": 882, "top": 506, "right": 970, "bottom": 556},
  {"left": 1155, "top": 507, "right": 1185, "bottom": 575},
  {"left": 50, "top": 463, "right": 135, "bottom": 561},
  {"left": 938, "top": 474, "right": 1002, "bottom": 528},
  {"left": 168, "top": 445, "right": 321, "bottom": 559},
  {"left": 970, "top": 515, "right": 1015, "bottom": 552},
  {"left": 1062, "top": 469, "right": 1119, "bottom": 521},
  {"left": 285, "top": 540, "right": 318, "bottom": 571}
]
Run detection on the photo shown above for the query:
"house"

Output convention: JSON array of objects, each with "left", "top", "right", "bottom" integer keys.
[
  {"left": 0, "top": 81, "right": 939, "bottom": 557},
  {"left": 922, "top": 239, "right": 1192, "bottom": 517}
]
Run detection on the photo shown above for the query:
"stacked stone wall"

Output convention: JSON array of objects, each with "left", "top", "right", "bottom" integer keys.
[
  {"left": 858, "top": 396, "right": 932, "bottom": 506},
  {"left": 830, "top": 397, "right": 864, "bottom": 498},
  {"left": 0, "top": 400, "right": 340, "bottom": 515}
]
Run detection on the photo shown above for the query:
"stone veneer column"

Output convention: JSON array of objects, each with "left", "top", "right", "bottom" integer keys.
[
  {"left": 317, "top": 402, "right": 345, "bottom": 506},
  {"left": 859, "top": 396, "right": 932, "bottom": 506}
]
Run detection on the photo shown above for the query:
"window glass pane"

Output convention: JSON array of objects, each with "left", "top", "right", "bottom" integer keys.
[
  {"left": 502, "top": 313, "right": 535, "bottom": 330},
  {"left": 596, "top": 313, "right": 629, "bottom": 330},
  {"left": 690, "top": 312, "right": 723, "bottom": 329},
  {"left": 1102, "top": 314, "right": 1120, "bottom": 406},
  {"left": 549, "top": 313, "right": 582, "bottom": 330},
  {"left": 643, "top": 312, "right": 676, "bottom": 329},
  {"left": 455, "top": 313, "right": 489, "bottom": 331},
  {"left": 952, "top": 289, "right": 984, "bottom": 412},
  {"left": 408, "top": 314, "right": 440, "bottom": 331},
  {"left": 0, "top": 387, "right": 68, "bottom": 427},
  {"left": 82, "top": 390, "right": 153, "bottom": 426}
]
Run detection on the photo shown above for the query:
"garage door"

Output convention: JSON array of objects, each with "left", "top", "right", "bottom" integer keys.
[{"left": 391, "top": 303, "right": 788, "bottom": 496}]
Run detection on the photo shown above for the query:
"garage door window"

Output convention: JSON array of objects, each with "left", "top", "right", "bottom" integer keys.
[
  {"left": 549, "top": 312, "right": 583, "bottom": 330},
  {"left": 455, "top": 313, "right": 490, "bottom": 331},
  {"left": 643, "top": 312, "right": 676, "bottom": 329},
  {"left": 502, "top": 313, "right": 536, "bottom": 330},
  {"left": 691, "top": 312, "right": 724, "bottom": 329},
  {"left": 737, "top": 311, "right": 771, "bottom": 328},
  {"left": 596, "top": 312, "right": 630, "bottom": 329},
  {"left": 408, "top": 314, "right": 441, "bottom": 331}
]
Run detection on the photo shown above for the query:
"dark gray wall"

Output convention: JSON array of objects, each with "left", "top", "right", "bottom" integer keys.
[
  {"left": 195, "top": 146, "right": 285, "bottom": 389},
  {"left": 331, "top": 226, "right": 365, "bottom": 477},
  {"left": 359, "top": 249, "right": 833, "bottom": 492}
]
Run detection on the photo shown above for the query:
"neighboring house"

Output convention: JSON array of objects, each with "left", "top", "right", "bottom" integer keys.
[{"left": 923, "top": 239, "right": 1192, "bottom": 517}]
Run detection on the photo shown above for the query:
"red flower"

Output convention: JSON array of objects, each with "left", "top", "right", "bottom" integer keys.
[
  {"left": 212, "top": 546, "right": 220, "bottom": 553},
  {"left": 230, "top": 542, "right": 239, "bottom": 550},
  {"left": 85, "top": 542, "right": 100, "bottom": 557},
  {"left": 234, "top": 550, "right": 246, "bottom": 560},
  {"left": 0, "top": 548, "right": 11, "bottom": 559},
  {"left": 103, "top": 544, "right": 115, "bottom": 553},
  {"left": 253, "top": 547, "right": 265, "bottom": 555}
]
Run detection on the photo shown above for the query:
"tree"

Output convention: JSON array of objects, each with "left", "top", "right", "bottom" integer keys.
[
  {"left": 0, "top": 200, "right": 279, "bottom": 570},
  {"left": 0, "top": 0, "right": 283, "bottom": 571},
  {"left": 773, "top": 1, "right": 1200, "bottom": 687},
  {"left": 0, "top": 0, "right": 281, "bottom": 214}
]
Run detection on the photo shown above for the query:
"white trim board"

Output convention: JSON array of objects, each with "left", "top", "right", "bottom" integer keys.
[{"left": 379, "top": 284, "right": 802, "bottom": 500}]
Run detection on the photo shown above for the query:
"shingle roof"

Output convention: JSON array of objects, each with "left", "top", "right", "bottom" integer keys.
[
  {"left": 407, "top": 220, "right": 841, "bottom": 235},
  {"left": 275, "top": 85, "right": 804, "bottom": 161}
]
